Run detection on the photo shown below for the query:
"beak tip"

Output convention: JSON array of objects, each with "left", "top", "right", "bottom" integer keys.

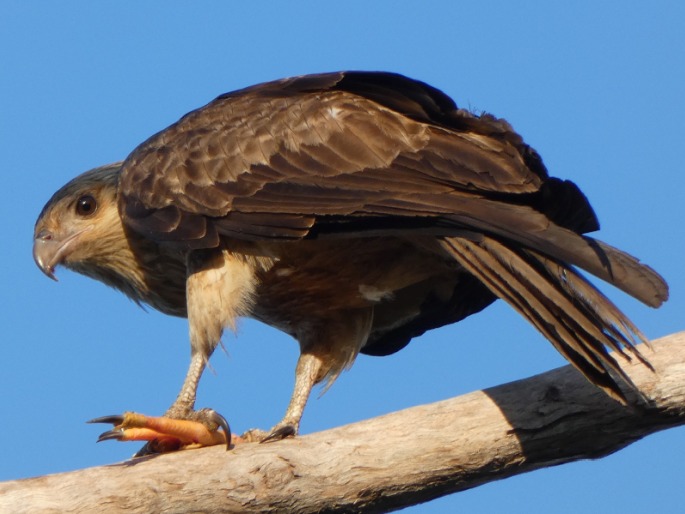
[
  {"left": 34, "top": 255, "right": 58, "bottom": 281},
  {"left": 33, "top": 232, "right": 61, "bottom": 281}
]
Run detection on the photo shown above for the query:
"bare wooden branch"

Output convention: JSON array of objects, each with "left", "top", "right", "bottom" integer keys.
[{"left": 2, "top": 331, "right": 684, "bottom": 514}]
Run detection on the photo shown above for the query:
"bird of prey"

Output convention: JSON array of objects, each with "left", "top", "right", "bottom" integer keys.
[{"left": 33, "top": 71, "right": 668, "bottom": 451}]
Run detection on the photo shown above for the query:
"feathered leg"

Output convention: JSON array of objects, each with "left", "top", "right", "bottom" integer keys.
[
  {"left": 91, "top": 248, "right": 259, "bottom": 453},
  {"left": 255, "top": 308, "right": 374, "bottom": 442}
]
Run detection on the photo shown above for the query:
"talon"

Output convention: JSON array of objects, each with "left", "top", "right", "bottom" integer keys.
[
  {"left": 87, "top": 411, "right": 230, "bottom": 452},
  {"left": 133, "top": 439, "right": 182, "bottom": 456},
  {"left": 204, "top": 409, "right": 232, "bottom": 450},
  {"left": 261, "top": 424, "right": 296, "bottom": 443},
  {"left": 87, "top": 414, "right": 125, "bottom": 425},
  {"left": 96, "top": 429, "right": 125, "bottom": 442},
  {"left": 133, "top": 439, "right": 176, "bottom": 459}
]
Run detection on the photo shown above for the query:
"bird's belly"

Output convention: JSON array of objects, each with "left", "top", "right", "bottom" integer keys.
[{"left": 250, "top": 237, "right": 455, "bottom": 333}]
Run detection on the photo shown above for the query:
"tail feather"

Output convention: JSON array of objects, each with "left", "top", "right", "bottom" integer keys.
[
  {"left": 464, "top": 215, "right": 668, "bottom": 309},
  {"left": 422, "top": 194, "right": 670, "bottom": 308},
  {"left": 441, "top": 235, "right": 650, "bottom": 404}
]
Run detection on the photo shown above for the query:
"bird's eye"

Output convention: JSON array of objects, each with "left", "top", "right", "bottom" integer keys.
[{"left": 75, "top": 195, "right": 98, "bottom": 217}]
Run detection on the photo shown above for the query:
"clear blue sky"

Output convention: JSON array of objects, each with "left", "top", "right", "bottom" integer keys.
[{"left": 1, "top": 2, "right": 684, "bottom": 512}]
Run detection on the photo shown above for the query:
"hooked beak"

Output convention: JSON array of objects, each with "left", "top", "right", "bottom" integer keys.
[{"left": 33, "top": 227, "right": 91, "bottom": 281}]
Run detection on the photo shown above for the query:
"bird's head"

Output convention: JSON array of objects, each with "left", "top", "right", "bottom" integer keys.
[{"left": 33, "top": 163, "right": 125, "bottom": 280}]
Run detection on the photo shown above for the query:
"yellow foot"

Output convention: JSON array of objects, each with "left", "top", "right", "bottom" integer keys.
[{"left": 88, "top": 411, "right": 234, "bottom": 453}]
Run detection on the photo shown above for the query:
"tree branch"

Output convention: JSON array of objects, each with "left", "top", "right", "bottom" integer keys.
[{"left": 2, "top": 331, "right": 684, "bottom": 514}]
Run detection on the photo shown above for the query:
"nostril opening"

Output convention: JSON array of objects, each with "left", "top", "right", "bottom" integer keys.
[{"left": 36, "top": 229, "right": 53, "bottom": 241}]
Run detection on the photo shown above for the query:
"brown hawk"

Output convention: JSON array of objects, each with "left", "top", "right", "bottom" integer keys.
[{"left": 33, "top": 71, "right": 668, "bottom": 451}]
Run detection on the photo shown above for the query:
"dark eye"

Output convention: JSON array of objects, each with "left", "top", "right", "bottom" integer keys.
[{"left": 75, "top": 195, "right": 97, "bottom": 217}]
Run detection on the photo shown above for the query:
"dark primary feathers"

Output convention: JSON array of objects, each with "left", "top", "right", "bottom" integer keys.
[{"left": 37, "top": 71, "right": 668, "bottom": 411}]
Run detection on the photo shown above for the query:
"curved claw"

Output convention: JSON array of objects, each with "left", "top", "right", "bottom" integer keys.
[
  {"left": 204, "top": 409, "right": 232, "bottom": 450},
  {"left": 133, "top": 441, "right": 165, "bottom": 457},
  {"left": 87, "top": 415, "right": 125, "bottom": 425},
  {"left": 96, "top": 429, "right": 125, "bottom": 442},
  {"left": 260, "top": 424, "right": 296, "bottom": 444}
]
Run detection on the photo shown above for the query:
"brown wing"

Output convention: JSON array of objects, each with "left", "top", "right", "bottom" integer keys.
[
  {"left": 120, "top": 71, "right": 543, "bottom": 233},
  {"left": 118, "top": 71, "right": 667, "bottom": 308}
]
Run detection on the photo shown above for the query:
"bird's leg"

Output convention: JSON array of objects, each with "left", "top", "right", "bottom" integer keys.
[
  {"left": 91, "top": 248, "right": 258, "bottom": 453},
  {"left": 259, "top": 309, "right": 374, "bottom": 443},
  {"left": 165, "top": 349, "right": 206, "bottom": 418},
  {"left": 260, "top": 352, "right": 324, "bottom": 442},
  {"left": 89, "top": 352, "right": 233, "bottom": 454}
]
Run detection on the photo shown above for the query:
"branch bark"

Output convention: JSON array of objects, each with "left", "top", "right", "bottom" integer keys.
[{"left": 2, "top": 331, "right": 684, "bottom": 514}]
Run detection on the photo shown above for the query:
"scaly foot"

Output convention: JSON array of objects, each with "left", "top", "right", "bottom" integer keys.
[{"left": 88, "top": 409, "right": 232, "bottom": 454}]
